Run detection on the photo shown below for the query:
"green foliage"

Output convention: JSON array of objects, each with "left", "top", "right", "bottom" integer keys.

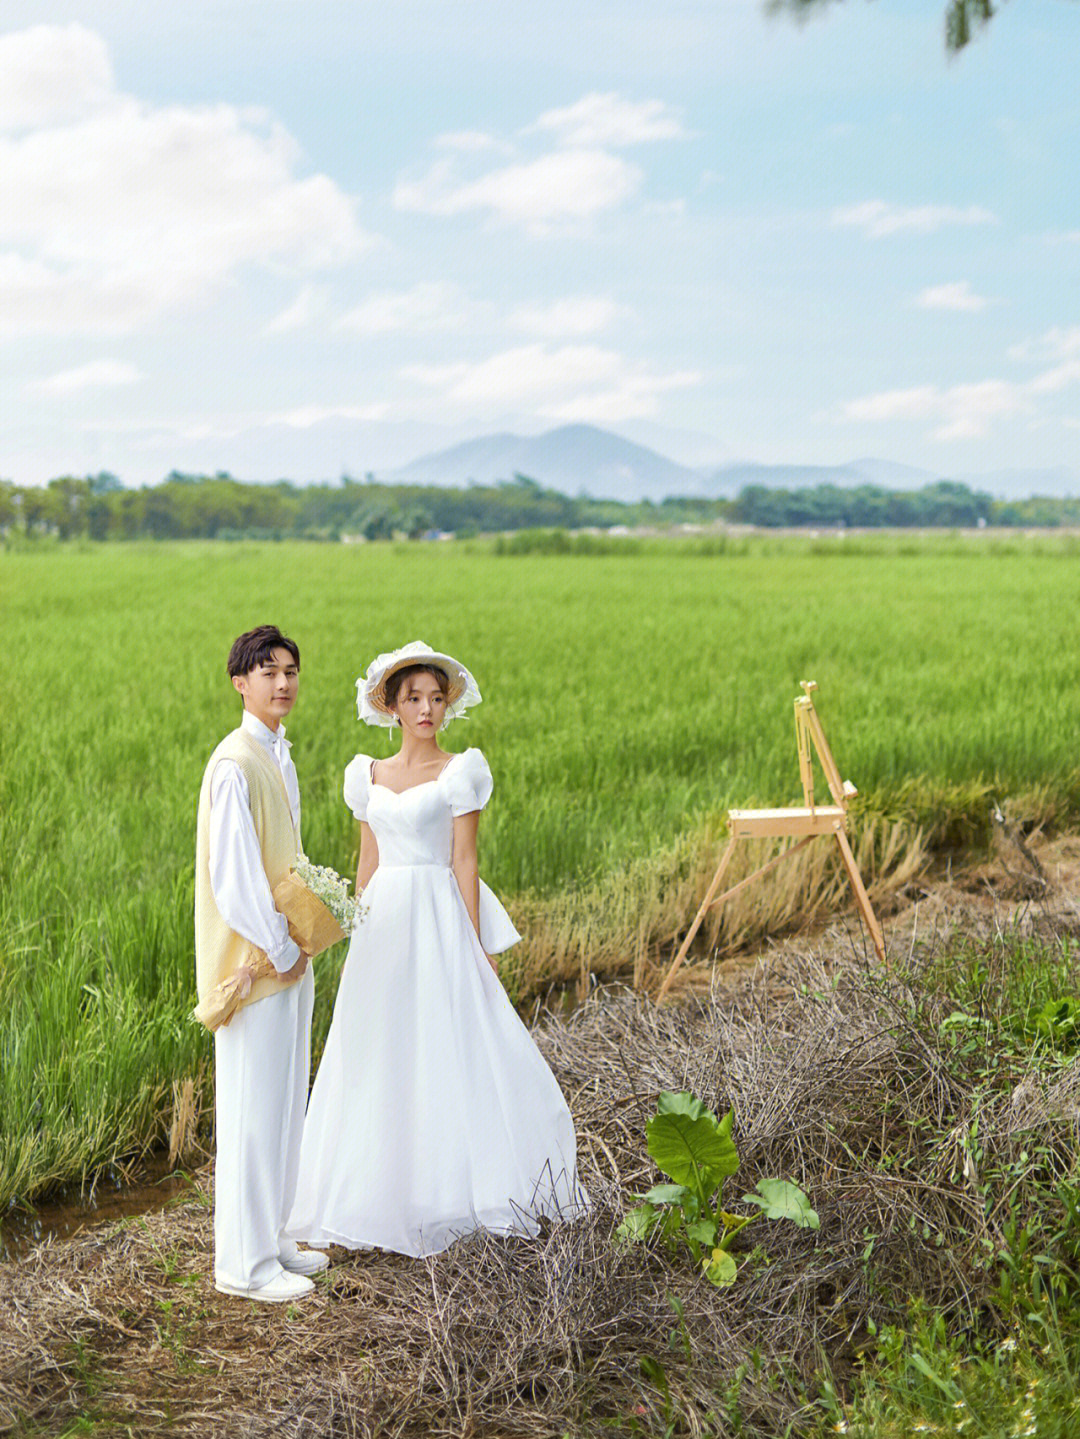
[
  {"left": 1, "top": 471, "right": 732, "bottom": 543},
  {"left": 617, "top": 1090, "right": 818, "bottom": 1285},
  {"left": 817, "top": 925, "right": 1080, "bottom": 1438},
  {"left": 646, "top": 1090, "right": 740, "bottom": 1191},
  {"left": 769, "top": 0, "right": 1014, "bottom": 55},
  {"left": 817, "top": 1294, "right": 1080, "bottom": 1438},
  {"left": 730, "top": 478, "right": 995, "bottom": 528},
  {"left": 1020, "top": 996, "right": 1080, "bottom": 1051},
  {"left": 13, "top": 469, "right": 1080, "bottom": 546}
]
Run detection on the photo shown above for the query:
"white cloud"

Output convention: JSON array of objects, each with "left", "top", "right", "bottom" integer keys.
[
  {"left": 0, "top": 28, "right": 370, "bottom": 337},
  {"left": 27, "top": 358, "right": 142, "bottom": 397},
  {"left": 842, "top": 386, "right": 942, "bottom": 423},
  {"left": 1027, "top": 358, "right": 1080, "bottom": 395},
  {"left": 263, "top": 284, "right": 328, "bottom": 336},
  {"left": 831, "top": 200, "right": 996, "bottom": 238},
  {"left": 402, "top": 342, "right": 699, "bottom": 421},
  {"left": 336, "top": 282, "right": 474, "bottom": 336},
  {"left": 525, "top": 93, "right": 687, "bottom": 148},
  {"left": 509, "top": 296, "right": 629, "bottom": 338},
  {"left": 0, "top": 24, "right": 114, "bottom": 132},
  {"left": 843, "top": 380, "right": 1029, "bottom": 439},
  {"left": 394, "top": 149, "right": 641, "bottom": 230},
  {"left": 394, "top": 93, "right": 684, "bottom": 234},
  {"left": 915, "top": 281, "right": 989, "bottom": 313},
  {"left": 840, "top": 328, "right": 1080, "bottom": 439},
  {"left": 1008, "top": 326, "right": 1080, "bottom": 364}
]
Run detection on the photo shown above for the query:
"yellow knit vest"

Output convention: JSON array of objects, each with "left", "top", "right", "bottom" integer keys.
[{"left": 194, "top": 727, "right": 299, "bottom": 1014}]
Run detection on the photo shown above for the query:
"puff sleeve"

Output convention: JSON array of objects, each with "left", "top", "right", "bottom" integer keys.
[
  {"left": 343, "top": 754, "right": 373, "bottom": 821},
  {"left": 444, "top": 748, "right": 494, "bottom": 817}
]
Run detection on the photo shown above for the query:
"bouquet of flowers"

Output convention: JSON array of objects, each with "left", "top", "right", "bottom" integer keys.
[
  {"left": 288, "top": 857, "right": 364, "bottom": 937},
  {"left": 193, "top": 858, "right": 364, "bottom": 1032}
]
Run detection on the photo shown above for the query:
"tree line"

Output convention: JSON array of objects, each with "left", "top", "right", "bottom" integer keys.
[{"left": 2, "top": 471, "right": 1078, "bottom": 542}]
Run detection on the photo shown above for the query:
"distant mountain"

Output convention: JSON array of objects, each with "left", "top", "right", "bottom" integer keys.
[
  {"left": 383, "top": 429, "right": 1080, "bottom": 502},
  {"left": 165, "top": 408, "right": 1074, "bottom": 502},
  {"left": 385, "top": 423, "right": 702, "bottom": 502}
]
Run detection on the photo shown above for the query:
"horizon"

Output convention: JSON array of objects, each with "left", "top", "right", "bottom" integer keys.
[
  {"left": 2, "top": 2, "right": 1078, "bottom": 489},
  {"left": 11, "top": 419, "right": 1080, "bottom": 504}
]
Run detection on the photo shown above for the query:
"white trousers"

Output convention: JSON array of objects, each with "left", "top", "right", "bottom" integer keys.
[{"left": 213, "top": 967, "right": 314, "bottom": 1289}]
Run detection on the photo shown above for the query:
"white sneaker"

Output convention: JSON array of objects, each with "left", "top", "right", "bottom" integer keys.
[
  {"left": 215, "top": 1268, "right": 315, "bottom": 1303},
  {"left": 280, "top": 1248, "right": 330, "bottom": 1276}
]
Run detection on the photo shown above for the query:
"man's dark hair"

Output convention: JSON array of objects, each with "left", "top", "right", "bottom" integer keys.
[{"left": 226, "top": 625, "right": 300, "bottom": 678}]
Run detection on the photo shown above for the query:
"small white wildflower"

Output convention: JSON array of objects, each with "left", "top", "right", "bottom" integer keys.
[
  {"left": 293, "top": 857, "right": 365, "bottom": 933},
  {"left": 998, "top": 1337, "right": 1017, "bottom": 1353}
]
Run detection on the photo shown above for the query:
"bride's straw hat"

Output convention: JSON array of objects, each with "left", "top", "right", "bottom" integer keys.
[{"left": 357, "top": 641, "right": 481, "bottom": 728}]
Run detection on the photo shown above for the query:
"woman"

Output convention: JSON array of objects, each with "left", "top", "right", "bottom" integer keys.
[{"left": 287, "top": 641, "right": 587, "bottom": 1257}]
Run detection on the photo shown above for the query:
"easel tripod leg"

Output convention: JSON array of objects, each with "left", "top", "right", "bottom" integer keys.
[
  {"left": 833, "top": 827, "right": 887, "bottom": 965},
  {"left": 656, "top": 835, "right": 738, "bottom": 1001}
]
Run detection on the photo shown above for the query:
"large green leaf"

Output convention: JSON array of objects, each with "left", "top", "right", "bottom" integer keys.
[
  {"left": 741, "top": 1178, "right": 820, "bottom": 1230},
  {"left": 656, "top": 1090, "right": 711, "bottom": 1121},
  {"left": 685, "top": 1217, "right": 718, "bottom": 1248},
  {"left": 703, "top": 1247, "right": 738, "bottom": 1287},
  {"left": 642, "top": 1183, "right": 690, "bottom": 1207},
  {"left": 615, "top": 1203, "right": 657, "bottom": 1243},
  {"left": 647, "top": 1093, "right": 739, "bottom": 1194}
]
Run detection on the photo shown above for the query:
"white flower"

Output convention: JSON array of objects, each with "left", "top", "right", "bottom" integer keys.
[{"left": 293, "top": 857, "right": 365, "bottom": 933}]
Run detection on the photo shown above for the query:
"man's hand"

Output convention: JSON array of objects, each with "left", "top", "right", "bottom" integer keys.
[{"left": 280, "top": 951, "right": 310, "bottom": 983}]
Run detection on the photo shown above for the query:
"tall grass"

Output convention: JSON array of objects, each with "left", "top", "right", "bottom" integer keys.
[{"left": 3, "top": 535, "right": 1080, "bottom": 1205}]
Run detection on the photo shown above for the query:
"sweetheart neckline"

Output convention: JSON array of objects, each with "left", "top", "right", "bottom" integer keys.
[
  {"left": 370, "top": 777, "right": 441, "bottom": 797},
  {"left": 369, "top": 752, "right": 461, "bottom": 797}
]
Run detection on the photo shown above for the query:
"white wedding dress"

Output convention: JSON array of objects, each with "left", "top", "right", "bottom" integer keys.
[{"left": 286, "top": 747, "right": 587, "bottom": 1257}]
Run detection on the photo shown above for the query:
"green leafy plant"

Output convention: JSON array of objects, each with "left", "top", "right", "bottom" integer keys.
[
  {"left": 1023, "top": 995, "right": 1080, "bottom": 1051},
  {"left": 616, "top": 1090, "right": 819, "bottom": 1285}
]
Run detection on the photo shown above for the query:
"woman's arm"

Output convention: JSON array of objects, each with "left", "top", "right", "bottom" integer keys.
[
  {"left": 453, "top": 811, "right": 497, "bottom": 974},
  {"left": 355, "top": 821, "right": 380, "bottom": 893}
]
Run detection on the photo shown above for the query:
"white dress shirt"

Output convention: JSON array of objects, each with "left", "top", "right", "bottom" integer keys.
[{"left": 209, "top": 711, "right": 302, "bottom": 973}]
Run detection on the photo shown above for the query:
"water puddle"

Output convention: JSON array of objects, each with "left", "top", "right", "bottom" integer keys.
[{"left": 0, "top": 1154, "right": 197, "bottom": 1262}]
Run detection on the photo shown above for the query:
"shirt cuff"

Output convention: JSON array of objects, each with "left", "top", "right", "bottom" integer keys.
[{"left": 266, "top": 933, "right": 302, "bottom": 974}]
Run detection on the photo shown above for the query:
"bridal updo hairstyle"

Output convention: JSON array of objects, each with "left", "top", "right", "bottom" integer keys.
[
  {"left": 383, "top": 663, "right": 450, "bottom": 711},
  {"left": 227, "top": 624, "right": 301, "bottom": 677}
]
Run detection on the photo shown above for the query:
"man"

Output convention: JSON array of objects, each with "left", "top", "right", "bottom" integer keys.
[{"left": 194, "top": 624, "right": 326, "bottom": 1301}]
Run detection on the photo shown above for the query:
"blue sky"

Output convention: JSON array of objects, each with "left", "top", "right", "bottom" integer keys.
[{"left": 2, "top": 0, "right": 1078, "bottom": 489}]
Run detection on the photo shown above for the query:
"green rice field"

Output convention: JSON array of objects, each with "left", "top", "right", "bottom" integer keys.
[{"left": 3, "top": 533, "right": 1080, "bottom": 1206}]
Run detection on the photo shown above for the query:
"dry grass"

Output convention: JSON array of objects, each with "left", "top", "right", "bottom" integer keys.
[
  {"left": 504, "top": 781, "right": 1073, "bottom": 1005},
  {"left": 6, "top": 854, "right": 1080, "bottom": 1438},
  {"left": 505, "top": 811, "right": 931, "bottom": 1002}
]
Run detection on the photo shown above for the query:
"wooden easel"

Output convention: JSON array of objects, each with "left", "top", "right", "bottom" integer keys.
[{"left": 656, "top": 681, "right": 886, "bottom": 1000}]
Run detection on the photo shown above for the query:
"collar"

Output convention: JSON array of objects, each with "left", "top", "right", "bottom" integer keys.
[{"left": 240, "top": 710, "right": 291, "bottom": 752}]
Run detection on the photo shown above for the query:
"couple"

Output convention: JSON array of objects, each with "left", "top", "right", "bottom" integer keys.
[{"left": 194, "top": 626, "right": 586, "bottom": 1303}]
